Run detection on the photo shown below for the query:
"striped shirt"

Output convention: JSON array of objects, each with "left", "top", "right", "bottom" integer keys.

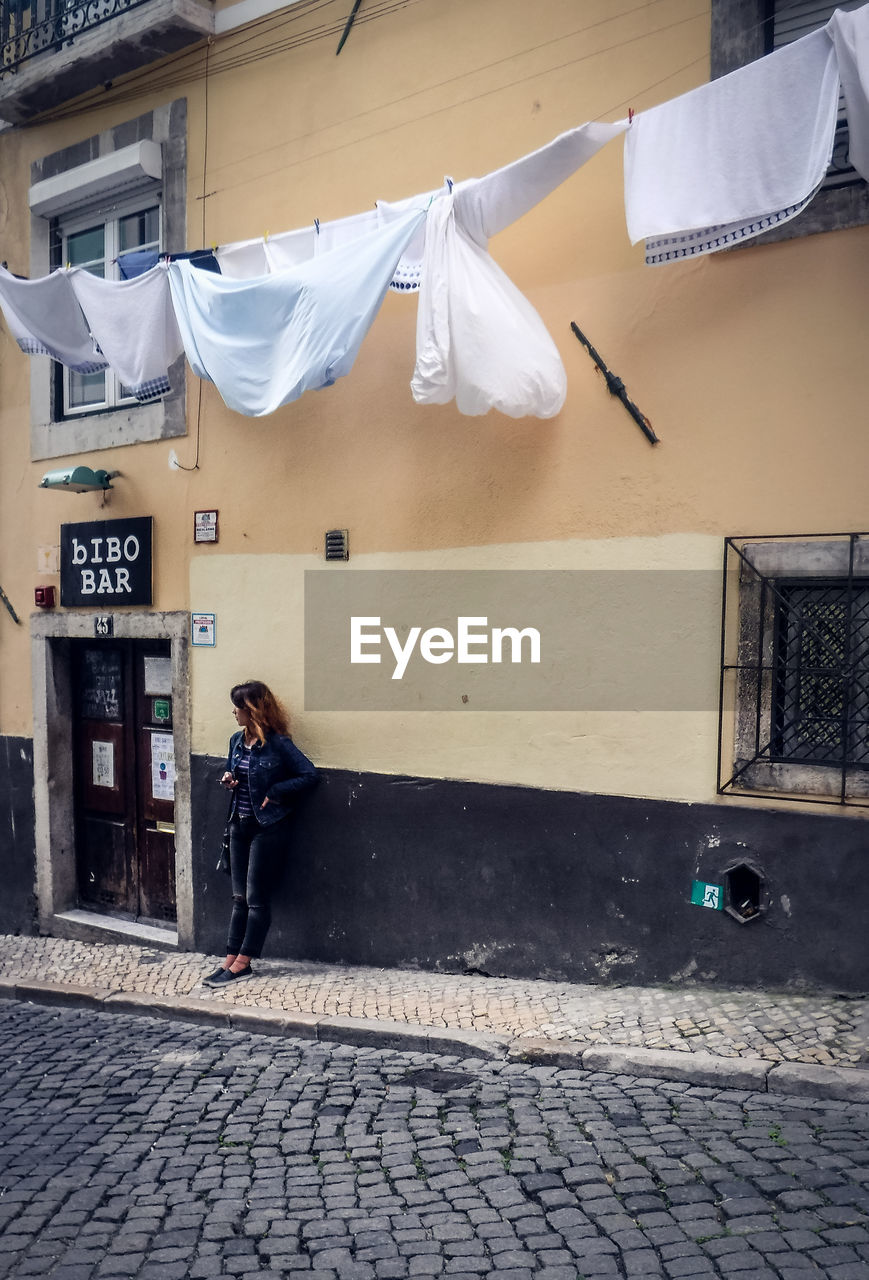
[{"left": 234, "top": 745, "right": 254, "bottom": 817}]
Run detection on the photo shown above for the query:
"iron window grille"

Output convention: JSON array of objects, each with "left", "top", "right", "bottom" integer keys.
[
  {"left": 718, "top": 533, "right": 869, "bottom": 807},
  {"left": 1, "top": 0, "right": 151, "bottom": 77},
  {"left": 773, "top": 580, "right": 869, "bottom": 766}
]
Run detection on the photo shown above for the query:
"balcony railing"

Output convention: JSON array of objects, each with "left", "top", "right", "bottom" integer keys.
[{"left": 1, "top": 0, "right": 152, "bottom": 76}]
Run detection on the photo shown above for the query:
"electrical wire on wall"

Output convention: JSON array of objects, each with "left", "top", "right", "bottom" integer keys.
[
  {"left": 172, "top": 35, "right": 212, "bottom": 473},
  {"left": 29, "top": 0, "right": 422, "bottom": 124},
  {"left": 21, "top": 0, "right": 791, "bottom": 157}
]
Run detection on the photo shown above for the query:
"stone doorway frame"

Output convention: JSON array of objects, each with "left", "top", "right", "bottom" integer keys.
[{"left": 30, "top": 610, "right": 193, "bottom": 948}]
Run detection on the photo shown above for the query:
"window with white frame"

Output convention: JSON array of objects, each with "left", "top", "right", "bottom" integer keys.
[
  {"left": 52, "top": 199, "right": 161, "bottom": 416},
  {"left": 28, "top": 102, "right": 188, "bottom": 462}
]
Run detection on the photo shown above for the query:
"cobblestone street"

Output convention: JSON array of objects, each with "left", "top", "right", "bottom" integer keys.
[{"left": 2, "top": 1001, "right": 868, "bottom": 1280}]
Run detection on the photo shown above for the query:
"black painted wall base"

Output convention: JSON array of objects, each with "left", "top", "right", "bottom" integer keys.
[
  {"left": 0, "top": 737, "right": 37, "bottom": 936},
  {"left": 191, "top": 757, "right": 869, "bottom": 995}
]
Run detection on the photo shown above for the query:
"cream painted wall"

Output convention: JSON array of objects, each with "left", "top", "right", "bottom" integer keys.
[
  {"left": 1, "top": 0, "right": 868, "bottom": 815},
  {"left": 190, "top": 534, "right": 723, "bottom": 802}
]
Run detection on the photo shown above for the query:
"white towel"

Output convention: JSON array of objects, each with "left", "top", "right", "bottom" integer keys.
[
  {"left": 168, "top": 207, "right": 426, "bottom": 417},
  {"left": 69, "top": 263, "right": 183, "bottom": 403},
  {"left": 0, "top": 264, "right": 107, "bottom": 373},
  {"left": 214, "top": 236, "right": 271, "bottom": 278},
  {"left": 827, "top": 4, "right": 869, "bottom": 184},
  {"left": 624, "top": 27, "right": 841, "bottom": 264},
  {"left": 412, "top": 192, "right": 567, "bottom": 419},
  {"left": 217, "top": 202, "right": 434, "bottom": 292}
]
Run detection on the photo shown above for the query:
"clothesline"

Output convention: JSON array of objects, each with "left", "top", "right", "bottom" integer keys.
[{"left": 0, "top": 4, "right": 867, "bottom": 420}]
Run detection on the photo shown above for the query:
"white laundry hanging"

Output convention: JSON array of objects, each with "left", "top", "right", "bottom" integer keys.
[
  {"left": 411, "top": 192, "right": 567, "bottom": 419},
  {"left": 168, "top": 205, "right": 426, "bottom": 417},
  {"left": 214, "top": 235, "right": 272, "bottom": 278},
  {"left": 827, "top": 4, "right": 869, "bottom": 184},
  {"left": 0, "top": 264, "right": 107, "bottom": 373},
  {"left": 411, "top": 120, "right": 628, "bottom": 418},
  {"left": 68, "top": 263, "right": 183, "bottom": 403},
  {"left": 623, "top": 26, "right": 841, "bottom": 264},
  {"left": 216, "top": 197, "right": 436, "bottom": 292},
  {"left": 453, "top": 120, "right": 629, "bottom": 247},
  {"left": 216, "top": 121, "right": 627, "bottom": 291}
]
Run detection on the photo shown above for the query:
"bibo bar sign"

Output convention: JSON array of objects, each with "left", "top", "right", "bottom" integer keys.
[{"left": 60, "top": 517, "right": 153, "bottom": 607}]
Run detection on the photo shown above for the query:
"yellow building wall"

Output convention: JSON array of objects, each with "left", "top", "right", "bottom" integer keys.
[{"left": 2, "top": 0, "right": 868, "bottom": 805}]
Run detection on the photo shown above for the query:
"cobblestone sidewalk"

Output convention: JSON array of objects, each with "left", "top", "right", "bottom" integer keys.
[{"left": 1, "top": 934, "right": 867, "bottom": 1072}]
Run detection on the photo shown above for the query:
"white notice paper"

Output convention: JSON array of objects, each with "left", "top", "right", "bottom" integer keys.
[
  {"left": 151, "top": 732, "right": 175, "bottom": 801},
  {"left": 92, "top": 740, "right": 114, "bottom": 789}
]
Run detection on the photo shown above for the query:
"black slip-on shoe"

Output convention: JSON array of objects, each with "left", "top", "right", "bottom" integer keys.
[{"left": 206, "top": 964, "right": 254, "bottom": 986}]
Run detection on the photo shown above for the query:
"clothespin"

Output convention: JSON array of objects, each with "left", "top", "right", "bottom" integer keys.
[
  {"left": 628, "top": 108, "right": 635, "bottom": 124},
  {"left": 446, "top": 177, "right": 454, "bottom": 193},
  {"left": 264, "top": 230, "right": 270, "bottom": 242},
  {"left": 314, "top": 218, "right": 320, "bottom": 235}
]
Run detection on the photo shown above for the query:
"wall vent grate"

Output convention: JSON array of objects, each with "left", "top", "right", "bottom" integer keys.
[{"left": 325, "top": 529, "right": 349, "bottom": 561}]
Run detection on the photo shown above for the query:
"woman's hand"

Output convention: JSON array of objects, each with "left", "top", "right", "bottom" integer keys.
[{"left": 220, "top": 771, "right": 238, "bottom": 790}]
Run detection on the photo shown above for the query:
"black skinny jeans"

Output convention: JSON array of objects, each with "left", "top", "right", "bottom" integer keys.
[{"left": 227, "top": 813, "right": 290, "bottom": 958}]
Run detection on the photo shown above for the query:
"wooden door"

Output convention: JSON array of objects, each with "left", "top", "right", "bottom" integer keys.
[
  {"left": 72, "top": 640, "right": 176, "bottom": 923},
  {"left": 134, "top": 644, "right": 176, "bottom": 921}
]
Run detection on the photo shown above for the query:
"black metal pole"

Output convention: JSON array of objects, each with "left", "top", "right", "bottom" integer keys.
[
  {"left": 0, "top": 584, "right": 21, "bottom": 625},
  {"left": 336, "top": 0, "right": 363, "bottom": 54},
  {"left": 570, "top": 321, "right": 659, "bottom": 445}
]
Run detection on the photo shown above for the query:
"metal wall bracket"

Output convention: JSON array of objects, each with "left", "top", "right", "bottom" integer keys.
[{"left": 570, "top": 322, "right": 659, "bottom": 445}]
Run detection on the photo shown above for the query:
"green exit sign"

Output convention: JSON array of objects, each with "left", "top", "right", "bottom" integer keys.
[{"left": 691, "top": 880, "right": 723, "bottom": 910}]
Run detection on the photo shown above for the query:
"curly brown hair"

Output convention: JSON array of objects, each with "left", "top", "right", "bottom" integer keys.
[{"left": 230, "top": 681, "right": 290, "bottom": 745}]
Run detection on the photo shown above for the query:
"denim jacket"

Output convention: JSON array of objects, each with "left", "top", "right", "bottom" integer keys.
[{"left": 226, "top": 730, "right": 319, "bottom": 827}]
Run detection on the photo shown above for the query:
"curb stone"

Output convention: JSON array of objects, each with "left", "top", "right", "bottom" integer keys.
[
  {"left": 103, "top": 990, "right": 233, "bottom": 1027},
  {"left": 767, "top": 1060, "right": 869, "bottom": 1102},
  {"left": 3, "top": 980, "right": 869, "bottom": 1101},
  {"left": 14, "top": 978, "right": 113, "bottom": 1008},
  {"left": 580, "top": 1044, "right": 771, "bottom": 1091},
  {"left": 228, "top": 1006, "right": 321, "bottom": 1038},
  {"left": 424, "top": 1026, "right": 510, "bottom": 1059},
  {"left": 507, "top": 1037, "right": 591, "bottom": 1069}
]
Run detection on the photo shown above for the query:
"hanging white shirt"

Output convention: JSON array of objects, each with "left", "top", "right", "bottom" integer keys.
[
  {"left": 411, "top": 191, "right": 567, "bottom": 419},
  {"left": 68, "top": 262, "right": 183, "bottom": 403},
  {"left": 412, "top": 120, "right": 628, "bottom": 418},
  {"left": 624, "top": 27, "right": 841, "bottom": 264},
  {"left": 827, "top": 4, "right": 869, "bottom": 185},
  {"left": 168, "top": 206, "right": 426, "bottom": 417},
  {"left": 454, "top": 120, "right": 629, "bottom": 247},
  {"left": 0, "top": 264, "right": 107, "bottom": 373}
]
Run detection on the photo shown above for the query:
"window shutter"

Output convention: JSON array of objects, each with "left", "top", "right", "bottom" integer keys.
[
  {"left": 772, "top": 0, "right": 848, "bottom": 48},
  {"left": 774, "top": 0, "right": 865, "bottom": 189}
]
